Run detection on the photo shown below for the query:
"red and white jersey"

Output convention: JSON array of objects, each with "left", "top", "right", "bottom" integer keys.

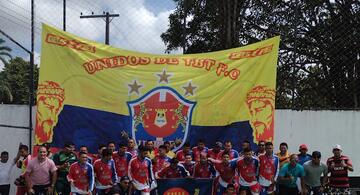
[
  {"left": 176, "top": 150, "right": 192, "bottom": 161},
  {"left": 217, "top": 150, "right": 239, "bottom": 160},
  {"left": 112, "top": 152, "right": 132, "bottom": 179},
  {"left": 213, "top": 160, "right": 237, "bottom": 186},
  {"left": 258, "top": 154, "right": 279, "bottom": 186},
  {"left": 193, "top": 162, "right": 216, "bottom": 178},
  {"left": 180, "top": 161, "right": 195, "bottom": 176},
  {"left": 93, "top": 159, "right": 117, "bottom": 189},
  {"left": 156, "top": 164, "right": 189, "bottom": 179},
  {"left": 153, "top": 155, "right": 171, "bottom": 173},
  {"left": 128, "top": 157, "right": 155, "bottom": 191},
  {"left": 207, "top": 149, "right": 222, "bottom": 160},
  {"left": 67, "top": 162, "right": 94, "bottom": 194},
  {"left": 236, "top": 156, "right": 259, "bottom": 186},
  {"left": 192, "top": 147, "right": 208, "bottom": 162},
  {"left": 91, "top": 154, "right": 101, "bottom": 163},
  {"left": 127, "top": 148, "right": 138, "bottom": 157}
]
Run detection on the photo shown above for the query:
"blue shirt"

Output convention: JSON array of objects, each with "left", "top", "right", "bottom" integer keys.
[
  {"left": 298, "top": 154, "right": 312, "bottom": 165},
  {"left": 279, "top": 163, "right": 305, "bottom": 188}
]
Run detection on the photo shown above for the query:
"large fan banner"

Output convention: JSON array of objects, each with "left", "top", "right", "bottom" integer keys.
[{"left": 35, "top": 24, "right": 279, "bottom": 153}]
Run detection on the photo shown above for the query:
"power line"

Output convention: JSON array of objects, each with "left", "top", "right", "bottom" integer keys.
[
  {"left": 0, "top": 13, "right": 42, "bottom": 34},
  {"left": 80, "top": 12, "right": 119, "bottom": 45}
]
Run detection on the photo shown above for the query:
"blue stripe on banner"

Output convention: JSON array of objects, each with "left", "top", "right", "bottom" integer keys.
[
  {"left": 157, "top": 178, "right": 213, "bottom": 195},
  {"left": 51, "top": 105, "right": 255, "bottom": 153}
]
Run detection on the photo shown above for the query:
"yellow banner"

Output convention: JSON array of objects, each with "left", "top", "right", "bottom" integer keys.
[{"left": 35, "top": 24, "right": 279, "bottom": 146}]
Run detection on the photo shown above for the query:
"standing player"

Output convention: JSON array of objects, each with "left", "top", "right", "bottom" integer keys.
[
  {"left": 113, "top": 143, "right": 132, "bottom": 181},
  {"left": 67, "top": 152, "right": 94, "bottom": 195},
  {"left": 236, "top": 148, "right": 260, "bottom": 195},
  {"left": 176, "top": 142, "right": 193, "bottom": 161},
  {"left": 180, "top": 154, "right": 195, "bottom": 176},
  {"left": 193, "top": 154, "right": 216, "bottom": 178},
  {"left": 207, "top": 142, "right": 223, "bottom": 160},
  {"left": 93, "top": 149, "right": 118, "bottom": 195},
  {"left": 153, "top": 145, "right": 171, "bottom": 174},
  {"left": 210, "top": 152, "right": 237, "bottom": 195},
  {"left": 217, "top": 141, "right": 239, "bottom": 160},
  {"left": 258, "top": 142, "right": 279, "bottom": 195},
  {"left": 192, "top": 139, "right": 208, "bottom": 162},
  {"left": 128, "top": 146, "right": 156, "bottom": 195},
  {"left": 156, "top": 158, "right": 189, "bottom": 179}
]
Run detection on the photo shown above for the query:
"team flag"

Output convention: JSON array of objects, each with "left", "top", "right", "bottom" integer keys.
[{"left": 35, "top": 24, "right": 279, "bottom": 152}]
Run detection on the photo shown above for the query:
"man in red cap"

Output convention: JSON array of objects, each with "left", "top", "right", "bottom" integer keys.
[{"left": 297, "top": 144, "right": 312, "bottom": 165}]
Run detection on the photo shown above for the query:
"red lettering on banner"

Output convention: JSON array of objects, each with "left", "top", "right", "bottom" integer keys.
[
  {"left": 154, "top": 57, "right": 179, "bottom": 65},
  {"left": 45, "top": 33, "right": 96, "bottom": 53},
  {"left": 182, "top": 58, "right": 216, "bottom": 71},
  {"left": 82, "top": 55, "right": 151, "bottom": 74},
  {"left": 229, "top": 45, "right": 273, "bottom": 60},
  {"left": 216, "top": 63, "right": 240, "bottom": 80}
]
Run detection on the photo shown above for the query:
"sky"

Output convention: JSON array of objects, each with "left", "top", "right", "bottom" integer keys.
[{"left": 0, "top": 0, "right": 179, "bottom": 70}]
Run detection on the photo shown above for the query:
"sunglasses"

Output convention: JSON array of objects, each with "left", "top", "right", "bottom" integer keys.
[{"left": 259, "top": 144, "right": 265, "bottom": 146}]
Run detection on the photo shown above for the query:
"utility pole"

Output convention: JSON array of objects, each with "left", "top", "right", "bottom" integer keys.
[
  {"left": 80, "top": 12, "right": 119, "bottom": 45},
  {"left": 30, "top": 0, "right": 35, "bottom": 153},
  {"left": 63, "top": 0, "right": 66, "bottom": 31}
]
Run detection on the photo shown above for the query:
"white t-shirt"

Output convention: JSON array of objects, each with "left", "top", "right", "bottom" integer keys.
[{"left": 0, "top": 160, "right": 15, "bottom": 185}]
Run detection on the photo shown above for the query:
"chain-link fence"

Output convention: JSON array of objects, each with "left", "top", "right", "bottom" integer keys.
[{"left": 1, "top": 0, "right": 359, "bottom": 110}]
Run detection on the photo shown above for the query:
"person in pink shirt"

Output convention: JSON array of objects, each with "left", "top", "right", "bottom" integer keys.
[{"left": 25, "top": 146, "right": 57, "bottom": 195}]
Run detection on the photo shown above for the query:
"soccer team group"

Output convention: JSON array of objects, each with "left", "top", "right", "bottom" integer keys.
[{"left": 0, "top": 138, "right": 353, "bottom": 195}]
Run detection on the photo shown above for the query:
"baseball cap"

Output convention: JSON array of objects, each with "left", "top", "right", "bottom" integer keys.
[
  {"left": 215, "top": 142, "right": 223, "bottom": 148},
  {"left": 333, "top": 144, "right": 342, "bottom": 150},
  {"left": 299, "top": 144, "right": 308, "bottom": 150},
  {"left": 312, "top": 151, "right": 321, "bottom": 158}
]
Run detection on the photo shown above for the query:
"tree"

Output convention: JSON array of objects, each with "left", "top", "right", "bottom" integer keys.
[
  {"left": 0, "top": 57, "right": 39, "bottom": 104},
  {"left": 0, "top": 38, "right": 12, "bottom": 65},
  {"left": 0, "top": 38, "right": 13, "bottom": 103},
  {"left": 161, "top": 0, "right": 360, "bottom": 109}
]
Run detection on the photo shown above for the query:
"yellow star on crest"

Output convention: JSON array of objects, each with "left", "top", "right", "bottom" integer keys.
[
  {"left": 128, "top": 80, "right": 143, "bottom": 95},
  {"left": 183, "top": 82, "right": 197, "bottom": 96},
  {"left": 156, "top": 69, "right": 172, "bottom": 83}
]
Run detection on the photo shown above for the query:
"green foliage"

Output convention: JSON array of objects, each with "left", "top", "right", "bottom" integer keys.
[
  {"left": 0, "top": 38, "right": 12, "bottom": 65},
  {"left": 161, "top": 0, "right": 360, "bottom": 109},
  {"left": 0, "top": 57, "right": 39, "bottom": 104}
]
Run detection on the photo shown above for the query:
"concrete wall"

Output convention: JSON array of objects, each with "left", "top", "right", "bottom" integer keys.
[
  {"left": 0, "top": 105, "right": 34, "bottom": 194},
  {"left": 274, "top": 109, "right": 360, "bottom": 176},
  {"left": 1, "top": 105, "right": 359, "bottom": 193}
]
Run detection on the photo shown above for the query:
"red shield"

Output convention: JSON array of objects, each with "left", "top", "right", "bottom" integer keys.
[{"left": 128, "top": 87, "right": 195, "bottom": 149}]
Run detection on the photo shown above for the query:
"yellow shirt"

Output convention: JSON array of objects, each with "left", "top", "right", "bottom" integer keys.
[
  {"left": 276, "top": 151, "right": 290, "bottom": 168},
  {"left": 166, "top": 151, "right": 176, "bottom": 159}
]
